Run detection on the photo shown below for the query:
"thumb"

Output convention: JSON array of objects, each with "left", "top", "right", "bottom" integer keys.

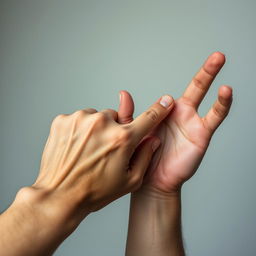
[
  {"left": 129, "top": 137, "right": 161, "bottom": 189},
  {"left": 129, "top": 95, "right": 174, "bottom": 143},
  {"left": 117, "top": 90, "right": 134, "bottom": 124}
]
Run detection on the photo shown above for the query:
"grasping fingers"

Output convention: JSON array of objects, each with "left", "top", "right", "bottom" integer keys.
[
  {"left": 203, "top": 85, "right": 233, "bottom": 133},
  {"left": 182, "top": 52, "right": 226, "bottom": 109}
]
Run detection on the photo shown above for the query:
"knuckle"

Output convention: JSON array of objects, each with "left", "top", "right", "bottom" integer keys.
[
  {"left": 94, "top": 112, "right": 108, "bottom": 122},
  {"left": 213, "top": 104, "right": 227, "bottom": 118},
  {"left": 85, "top": 108, "right": 97, "bottom": 113},
  {"left": 104, "top": 109, "right": 118, "bottom": 119},
  {"left": 192, "top": 77, "right": 205, "bottom": 90},
  {"left": 55, "top": 114, "right": 65, "bottom": 121},
  {"left": 73, "top": 110, "right": 86, "bottom": 119},
  {"left": 145, "top": 108, "right": 159, "bottom": 122},
  {"left": 105, "top": 108, "right": 114, "bottom": 113},
  {"left": 219, "top": 96, "right": 232, "bottom": 107},
  {"left": 90, "top": 112, "right": 109, "bottom": 128},
  {"left": 52, "top": 114, "right": 65, "bottom": 127}
]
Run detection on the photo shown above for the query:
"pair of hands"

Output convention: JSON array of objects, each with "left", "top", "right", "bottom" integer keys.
[{"left": 16, "top": 52, "right": 232, "bottom": 237}]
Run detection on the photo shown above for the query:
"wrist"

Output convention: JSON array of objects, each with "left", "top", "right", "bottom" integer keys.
[
  {"left": 127, "top": 185, "right": 184, "bottom": 256},
  {"left": 0, "top": 188, "right": 63, "bottom": 255},
  {"left": 131, "top": 185, "right": 182, "bottom": 227},
  {"left": 131, "top": 185, "right": 182, "bottom": 231},
  {"left": 15, "top": 186, "right": 89, "bottom": 233},
  {"left": 1, "top": 186, "right": 89, "bottom": 255},
  {"left": 133, "top": 184, "right": 182, "bottom": 202}
]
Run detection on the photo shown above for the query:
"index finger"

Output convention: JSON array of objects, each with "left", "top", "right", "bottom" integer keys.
[
  {"left": 127, "top": 95, "right": 174, "bottom": 144},
  {"left": 182, "top": 52, "right": 226, "bottom": 108}
]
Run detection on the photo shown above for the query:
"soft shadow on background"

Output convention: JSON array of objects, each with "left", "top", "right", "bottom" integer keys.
[{"left": 0, "top": 0, "right": 255, "bottom": 255}]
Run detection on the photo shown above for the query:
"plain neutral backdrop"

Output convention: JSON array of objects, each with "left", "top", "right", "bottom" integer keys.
[{"left": 1, "top": 0, "right": 255, "bottom": 255}]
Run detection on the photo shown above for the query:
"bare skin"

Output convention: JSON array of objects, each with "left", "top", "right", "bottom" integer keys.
[
  {"left": 0, "top": 94, "right": 175, "bottom": 256},
  {"left": 122, "top": 52, "right": 233, "bottom": 256},
  {"left": 0, "top": 52, "right": 232, "bottom": 256}
]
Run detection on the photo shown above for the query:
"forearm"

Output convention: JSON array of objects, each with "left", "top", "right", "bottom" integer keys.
[
  {"left": 0, "top": 187, "right": 85, "bottom": 256},
  {"left": 125, "top": 187, "right": 185, "bottom": 256}
]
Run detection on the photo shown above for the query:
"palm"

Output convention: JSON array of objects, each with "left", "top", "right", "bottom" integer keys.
[{"left": 145, "top": 97, "right": 211, "bottom": 192}]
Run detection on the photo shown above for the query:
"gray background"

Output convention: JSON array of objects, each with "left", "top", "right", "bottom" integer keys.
[{"left": 0, "top": 0, "right": 255, "bottom": 255}]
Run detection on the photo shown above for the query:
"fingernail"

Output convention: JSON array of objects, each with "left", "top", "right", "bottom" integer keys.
[
  {"left": 160, "top": 95, "right": 173, "bottom": 108},
  {"left": 152, "top": 139, "right": 161, "bottom": 152}
]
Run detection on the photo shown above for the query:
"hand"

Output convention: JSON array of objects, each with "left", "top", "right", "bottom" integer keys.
[
  {"left": 118, "top": 52, "right": 233, "bottom": 194},
  {"left": 0, "top": 95, "right": 174, "bottom": 256},
  {"left": 17, "top": 94, "right": 174, "bottom": 228}
]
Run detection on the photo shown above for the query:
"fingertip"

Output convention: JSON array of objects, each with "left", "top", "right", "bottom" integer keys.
[
  {"left": 218, "top": 85, "right": 233, "bottom": 107},
  {"left": 117, "top": 90, "right": 135, "bottom": 124},
  {"left": 130, "top": 95, "right": 174, "bottom": 142},
  {"left": 211, "top": 51, "right": 226, "bottom": 63},
  {"left": 119, "top": 90, "right": 134, "bottom": 104},
  {"left": 159, "top": 94, "right": 174, "bottom": 109},
  {"left": 215, "top": 51, "right": 225, "bottom": 55},
  {"left": 219, "top": 85, "right": 233, "bottom": 99},
  {"left": 203, "top": 52, "right": 225, "bottom": 76},
  {"left": 121, "top": 90, "right": 131, "bottom": 95}
]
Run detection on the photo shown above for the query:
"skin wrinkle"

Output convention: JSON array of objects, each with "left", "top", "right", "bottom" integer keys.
[
  {"left": 145, "top": 134, "right": 165, "bottom": 181},
  {"left": 164, "top": 116, "right": 206, "bottom": 152},
  {"left": 201, "top": 115, "right": 214, "bottom": 136},
  {"left": 163, "top": 119, "right": 178, "bottom": 154},
  {"left": 202, "top": 64, "right": 215, "bottom": 80},
  {"left": 212, "top": 102, "right": 227, "bottom": 118},
  {"left": 146, "top": 117, "right": 171, "bottom": 178},
  {"left": 190, "top": 61, "right": 220, "bottom": 104},
  {"left": 154, "top": 124, "right": 178, "bottom": 189},
  {"left": 192, "top": 77, "right": 208, "bottom": 91}
]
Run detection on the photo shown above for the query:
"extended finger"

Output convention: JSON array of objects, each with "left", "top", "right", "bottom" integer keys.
[
  {"left": 182, "top": 52, "right": 226, "bottom": 108},
  {"left": 203, "top": 85, "right": 233, "bottom": 133},
  {"left": 118, "top": 90, "right": 134, "bottom": 124},
  {"left": 128, "top": 95, "right": 175, "bottom": 143}
]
